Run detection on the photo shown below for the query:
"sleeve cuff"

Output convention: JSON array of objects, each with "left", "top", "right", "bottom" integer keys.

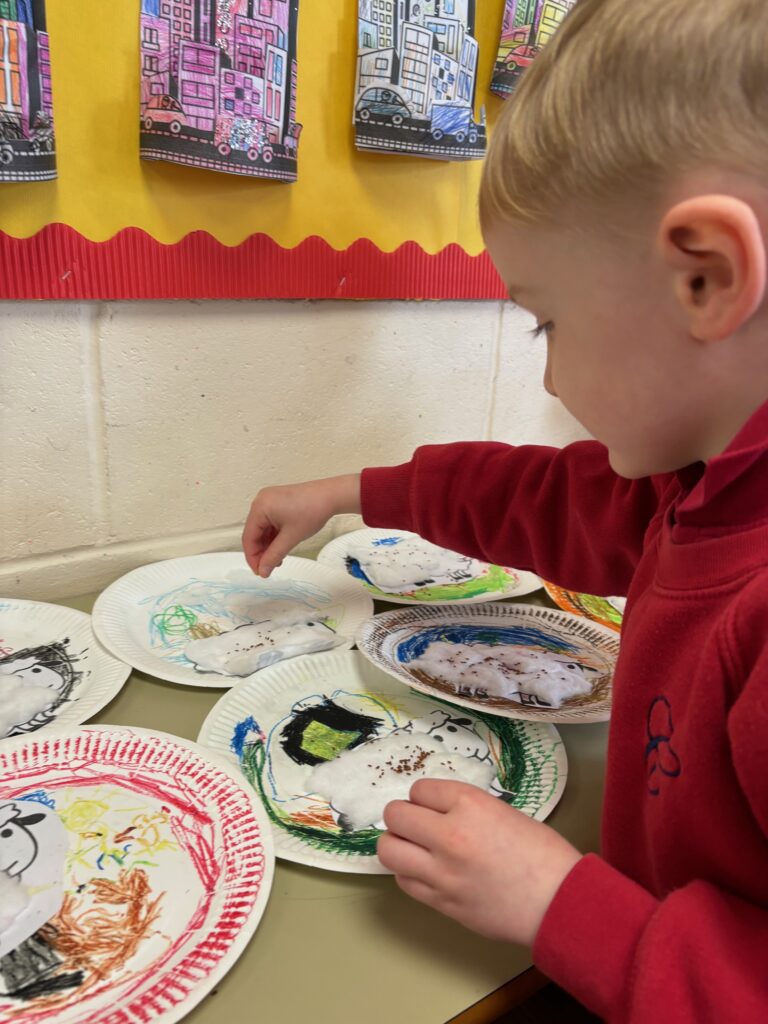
[
  {"left": 360, "top": 463, "right": 415, "bottom": 530},
  {"left": 533, "top": 854, "right": 658, "bottom": 1019}
]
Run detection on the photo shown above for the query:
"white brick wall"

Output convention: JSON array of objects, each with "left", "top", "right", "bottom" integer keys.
[{"left": 0, "top": 301, "right": 589, "bottom": 599}]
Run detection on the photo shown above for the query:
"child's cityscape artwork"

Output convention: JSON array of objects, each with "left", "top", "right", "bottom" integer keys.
[
  {"left": 0, "top": 0, "right": 55, "bottom": 182},
  {"left": 139, "top": 0, "right": 302, "bottom": 181},
  {"left": 491, "top": 0, "right": 575, "bottom": 98},
  {"left": 354, "top": 1, "right": 486, "bottom": 162}
]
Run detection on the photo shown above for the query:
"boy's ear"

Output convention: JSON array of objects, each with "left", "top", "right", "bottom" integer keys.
[{"left": 658, "top": 196, "right": 766, "bottom": 341}]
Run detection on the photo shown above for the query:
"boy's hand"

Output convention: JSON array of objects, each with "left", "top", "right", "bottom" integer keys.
[
  {"left": 242, "top": 474, "right": 361, "bottom": 578},
  {"left": 378, "top": 779, "right": 581, "bottom": 947}
]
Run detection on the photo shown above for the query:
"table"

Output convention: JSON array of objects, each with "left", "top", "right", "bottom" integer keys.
[{"left": 60, "top": 591, "right": 608, "bottom": 1024}]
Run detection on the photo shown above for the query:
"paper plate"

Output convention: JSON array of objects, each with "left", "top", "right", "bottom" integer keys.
[
  {"left": 356, "top": 604, "right": 620, "bottom": 724},
  {"left": 197, "top": 650, "right": 567, "bottom": 874},
  {"left": 0, "top": 725, "right": 274, "bottom": 1024},
  {"left": 0, "top": 600, "right": 131, "bottom": 740},
  {"left": 92, "top": 553, "right": 374, "bottom": 688},
  {"left": 542, "top": 582, "right": 626, "bottom": 633},
  {"left": 318, "top": 529, "right": 541, "bottom": 605}
]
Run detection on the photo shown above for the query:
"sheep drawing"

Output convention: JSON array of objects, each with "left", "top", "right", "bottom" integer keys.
[{"left": 0, "top": 803, "right": 46, "bottom": 879}]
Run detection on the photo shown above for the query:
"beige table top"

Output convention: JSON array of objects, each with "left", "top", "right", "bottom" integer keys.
[{"left": 58, "top": 591, "right": 608, "bottom": 1024}]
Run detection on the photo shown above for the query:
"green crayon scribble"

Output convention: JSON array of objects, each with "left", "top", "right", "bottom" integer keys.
[
  {"left": 363, "top": 564, "right": 519, "bottom": 602},
  {"left": 151, "top": 605, "right": 198, "bottom": 639}
]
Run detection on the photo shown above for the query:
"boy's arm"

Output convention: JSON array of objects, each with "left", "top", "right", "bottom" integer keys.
[
  {"left": 361, "top": 441, "right": 675, "bottom": 597},
  {"left": 534, "top": 855, "right": 768, "bottom": 1022},
  {"left": 534, "top": 622, "right": 768, "bottom": 1022}
]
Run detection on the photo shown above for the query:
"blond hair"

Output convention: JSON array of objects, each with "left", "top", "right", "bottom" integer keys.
[{"left": 480, "top": 0, "right": 768, "bottom": 227}]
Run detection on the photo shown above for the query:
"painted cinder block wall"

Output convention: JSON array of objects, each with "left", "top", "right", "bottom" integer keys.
[{"left": 0, "top": 300, "right": 589, "bottom": 599}]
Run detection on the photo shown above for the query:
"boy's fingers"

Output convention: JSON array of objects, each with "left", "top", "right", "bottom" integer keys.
[
  {"left": 382, "top": 799, "right": 444, "bottom": 849},
  {"left": 377, "top": 832, "right": 434, "bottom": 880},
  {"left": 394, "top": 874, "right": 441, "bottom": 909},
  {"left": 408, "top": 778, "right": 472, "bottom": 813},
  {"left": 242, "top": 504, "right": 272, "bottom": 572},
  {"left": 258, "top": 527, "right": 303, "bottom": 577},
  {"left": 246, "top": 507, "right": 274, "bottom": 565},
  {"left": 244, "top": 539, "right": 268, "bottom": 576}
]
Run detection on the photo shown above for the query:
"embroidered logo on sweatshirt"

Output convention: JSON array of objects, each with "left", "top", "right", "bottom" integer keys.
[{"left": 645, "top": 696, "right": 681, "bottom": 795}]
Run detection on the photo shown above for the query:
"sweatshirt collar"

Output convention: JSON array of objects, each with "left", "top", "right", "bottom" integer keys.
[{"left": 672, "top": 398, "right": 768, "bottom": 540}]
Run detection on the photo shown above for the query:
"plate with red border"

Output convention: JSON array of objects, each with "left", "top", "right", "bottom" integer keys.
[{"left": 0, "top": 725, "right": 274, "bottom": 1024}]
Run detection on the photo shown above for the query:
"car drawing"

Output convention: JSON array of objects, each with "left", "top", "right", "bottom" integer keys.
[
  {"left": 504, "top": 44, "right": 541, "bottom": 71},
  {"left": 355, "top": 88, "right": 413, "bottom": 126},
  {"left": 143, "top": 96, "right": 188, "bottom": 135}
]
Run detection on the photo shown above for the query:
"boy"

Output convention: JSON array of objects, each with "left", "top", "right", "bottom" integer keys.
[{"left": 242, "top": 0, "right": 768, "bottom": 1018}]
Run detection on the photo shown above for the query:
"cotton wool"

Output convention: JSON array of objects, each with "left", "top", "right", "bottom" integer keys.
[
  {"left": 0, "top": 871, "right": 30, "bottom": 933},
  {"left": 308, "top": 732, "right": 496, "bottom": 832},
  {"left": 348, "top": 536, "right": 483, "bottom": 593},
  {"left": 409, "top": 642, "right": 593, "bottom": 707},
  {"left": 184, "top": 616, "right": 343, "bottom": 676},
  {"left": 0, "top": 674, "right": 56, "bottom": 738}
]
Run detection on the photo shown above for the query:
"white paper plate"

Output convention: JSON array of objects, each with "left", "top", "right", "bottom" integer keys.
[
  {"left": 356, "top": 604, "right": 620, "bottom": 724},
  {"left": 92, "top": 553, "right": 374, "bottom": 688},
  {"left": 0, "top": 600, "right": 131, "bottom": 739},
  {"left": 0, "top": 725, "right": 274, "bottom": 1024},
  {"left": 198, "top": 650, "right": 567, "bottom": 874},
  {"left": 318, "top": 529, "right": 541, "bottom": 605}
]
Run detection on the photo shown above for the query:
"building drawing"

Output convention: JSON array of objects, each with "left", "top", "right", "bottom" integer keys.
[
  {"left": 0, "top": 0, "right": 55, "bottom": 182},
  {"left": 491, "top": 0, "right": 575, "bottom": 99},
  {"left": 140, "top": 0, "right": 301, "bottom": 181},
  {"left": 355, "top": 0, "right": 485, "bottom": 160}
]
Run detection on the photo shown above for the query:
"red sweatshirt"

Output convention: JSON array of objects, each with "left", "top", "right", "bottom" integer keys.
[{"left": 360, "top": 401, "right": 768, "bottom": 1023}]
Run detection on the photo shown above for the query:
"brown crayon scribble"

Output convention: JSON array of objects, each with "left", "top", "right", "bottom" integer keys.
[
  {"left": 289, "top": 805, "right": 337, "bottom": 830},
  {"left": 40, "top": 868, "right": 163, "bottom": 991},
  {"left": 188, "top": 623, "right": 221, "bottom": 641}
]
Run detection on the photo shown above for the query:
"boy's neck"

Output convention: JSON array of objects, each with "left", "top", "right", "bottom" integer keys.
[{"left": 700, "top": 392, "right": 768, "bottom": 463}]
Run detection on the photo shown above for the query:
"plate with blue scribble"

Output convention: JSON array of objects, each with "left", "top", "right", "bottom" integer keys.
[
  {"left": 92, "top": 554, "right": 374, "bottom": 688},
  {"left": 356, "top": 604, "right": 620, "bottom": 724},
  {"left": 318, "top": 529, "right": 541, "bottom": 605}
]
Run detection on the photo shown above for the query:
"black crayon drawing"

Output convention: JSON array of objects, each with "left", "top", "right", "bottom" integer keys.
[
  {"left": 279, "top": 697, "right": 384, "bottom": 767},
  {"left": 0, "top": 642, "right": 82, "bottom": 737}
]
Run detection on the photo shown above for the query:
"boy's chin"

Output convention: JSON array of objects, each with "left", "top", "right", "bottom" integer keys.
[{"left": 607, "top": 449, "right": 672, "bottom": 480}]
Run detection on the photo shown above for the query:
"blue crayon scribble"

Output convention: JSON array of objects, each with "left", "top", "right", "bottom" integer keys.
[
  {"left": 397, "top": 625, "right": 580, "bottom": 663},
  {"left": 345, "top": 557, "right": 373, "bottom": 585},
  {"left": 231, "top": 715, "right": 260, "bottom": 759},
  {"left": 19, "top": 789, "right": 56, "bottom": 809}
]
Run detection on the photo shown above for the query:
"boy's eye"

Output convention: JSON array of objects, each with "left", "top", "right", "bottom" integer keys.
[{"left": 530, "top": 321, "right": 555, "bottom": 339}]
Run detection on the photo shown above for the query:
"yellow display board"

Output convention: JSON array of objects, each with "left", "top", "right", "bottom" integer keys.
[{"left": 0, "top": 0, "right": 506, "bottom": 254}]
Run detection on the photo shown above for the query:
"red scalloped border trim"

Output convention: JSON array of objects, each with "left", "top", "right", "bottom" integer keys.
[{"left": 0, "top": 224, "right": 505, "bottom": 300}]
